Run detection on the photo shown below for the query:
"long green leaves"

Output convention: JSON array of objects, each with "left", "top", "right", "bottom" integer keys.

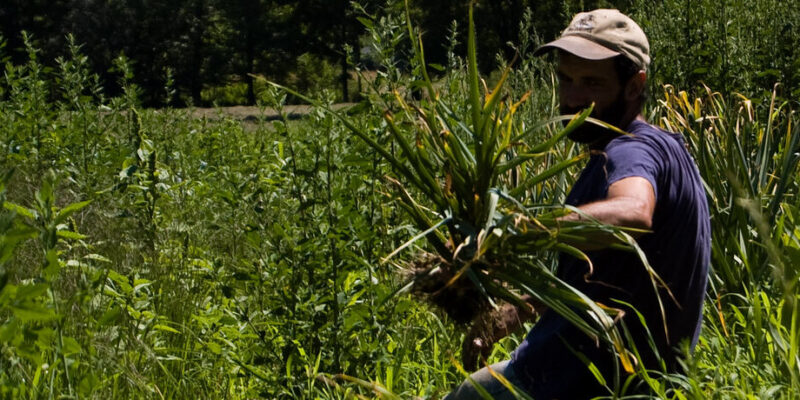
[
  {"left": 659, "top": 85, "right": 800, "bottom": 294},
  {"left": 263, "top": 2, "right": 658, "bottom": 379},
  {"left": 655, "top": 83, "right": 800, "bottom": 397}
]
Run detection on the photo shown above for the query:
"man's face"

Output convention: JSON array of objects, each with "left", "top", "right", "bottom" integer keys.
[{"left": 556, "top": 52, "right": 628, "bottom": 145}]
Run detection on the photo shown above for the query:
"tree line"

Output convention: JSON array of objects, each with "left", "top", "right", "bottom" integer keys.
[
  {"left": 1, "top": 0, "right": 629, "bottom": 107},
  {"left": 2, "top": 0, "right": 798, "bottom": 107}
]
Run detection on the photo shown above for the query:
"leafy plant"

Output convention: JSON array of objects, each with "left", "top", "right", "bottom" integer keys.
[
  {"left": 267, "top": 1, "right": 656, "bottom": 378},
  {"left": 646, "top": 82, "right": 800, "bottom": 399},
  {"left": 657, "top": 85, "right": 800, "bottom": 295}
]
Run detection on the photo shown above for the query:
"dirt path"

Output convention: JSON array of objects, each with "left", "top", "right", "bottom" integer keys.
[{"left": 189, "top": 103, "right": 356, "bottom": 122}]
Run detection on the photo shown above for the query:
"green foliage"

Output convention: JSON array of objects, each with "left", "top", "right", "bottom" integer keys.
[
  {"left": 629, "top": 0, "right": 800, "bottom": 100},
  {"left": 3, "top": 0, "right": 800, "bottom": 106},
  {"left": 271, "top": 3, "right": 681, "bottom": 389},
  {"left": 657, "top": 86, "right": 800, "bottom": 296},
  {"left": 286, "top": 53, "right": 343, "bottom": 100},
  {"left": 201, "top": 54, "right": 343, "bottom": 106},
  {"left": 201, "top": 81, "right": 253, "bottom": 107},
  {"left": 642, "top": 85, "right": 800, "bottom": 398},
  {"left": 0, "top": 31, "right": 457, "bottom": 398}
]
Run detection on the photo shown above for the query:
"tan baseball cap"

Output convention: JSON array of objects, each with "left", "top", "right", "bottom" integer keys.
[{"left": 534, "top": 9, "right": 650, "bottom": 71}]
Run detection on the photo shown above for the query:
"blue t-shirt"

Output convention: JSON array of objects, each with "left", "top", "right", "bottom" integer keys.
[{"left": 510, "top": 120, "right": 711, "bottom": 398}]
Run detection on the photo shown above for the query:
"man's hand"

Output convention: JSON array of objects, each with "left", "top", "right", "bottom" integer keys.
[{"left": 461, "top": 298, "right": 540, "bottom": 371}]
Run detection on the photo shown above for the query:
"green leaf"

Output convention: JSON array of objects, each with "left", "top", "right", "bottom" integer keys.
[
  {"left": 0, "top": 319, "right": 20, "bottom": 343},
  {"left": 12, "top": 304, "right": 58, "bottom": 322},
  {"left": 3, "top": 201, "right": 36, "bottom": 219},
  {"left": 119, "top": 163, "right": 138, "bottom": 179},
  {"left": 61, "top": 336, "right": 81, "bottom": 356},
  {"left": 466, "top": 2, "right": 482, "bottom": 136},
  {"left": 382, "top": 217, "right": 452, "bottom": 263},
  {"left": 98, "top": 306, "right": 123, "bottom": 326},
  {"left": 14, "top": 283, "right": 49, "bottom": 300},
  {"left": 356, "top": 16, "right": 373, "bottom": 29},
  {"left": 153, "top": 324, "right": 180, "bottom": 334},
  {"left": 508, "top": 153, "right": 588, "bottom": 197},
  {"left": 526, "top": 108, "right": 593, "bottom": 153},
  {"left": 55, "top": 199, "right": 92, "bottom": 224},
  {"left": 107, "top": 270, "right": 132, "bottom": 294},
  {"left": 43, "top": 249, "right": 61, "bottom": 280},
  {"left": 206, "top": 341, "right": 221, "bottom": 355},
  {"left": 57, "top": 230, "right": 87, "bottom": 240},
  {"left": 84, "top": 253, "right": 112, "bottom": 264}
]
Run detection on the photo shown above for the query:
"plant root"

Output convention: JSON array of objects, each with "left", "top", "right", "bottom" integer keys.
[{"left": 406, "top": 252, "right": 489, "bottom": 324}]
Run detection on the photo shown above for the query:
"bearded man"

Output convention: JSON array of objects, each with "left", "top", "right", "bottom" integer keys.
[{"left": 446, "top": 9, "right": 710, "bottom": 400}]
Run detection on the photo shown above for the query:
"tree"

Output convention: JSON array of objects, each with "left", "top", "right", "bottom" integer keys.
[
  {"left": 289, "top": 0, "right": 383, "bottom": 102},
  {"left": 217, "top": 0, "right": 296, "bottom": 105}
]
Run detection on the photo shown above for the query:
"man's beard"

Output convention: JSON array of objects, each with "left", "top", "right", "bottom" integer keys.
[{"left": 561, "top": 92, "right": 627, "bottom": 146}]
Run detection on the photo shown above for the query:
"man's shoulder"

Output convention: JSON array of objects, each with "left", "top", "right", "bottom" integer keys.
[
  {"left": 625, "top": 120, "right": 673, "bottom": 139},
  {"left": 600, "top": 120, "right": 701, "bottom": 190},
  {"left": 609, "top": 120, "right": 685, "bottom": 152}
]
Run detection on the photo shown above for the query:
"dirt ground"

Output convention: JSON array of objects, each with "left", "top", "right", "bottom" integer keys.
[{"left": 189, "top": 103, "right": 356, "bottom": 122}]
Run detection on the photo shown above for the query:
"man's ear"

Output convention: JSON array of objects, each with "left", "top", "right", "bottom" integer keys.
[{"left": 625, "top": 71, "right": 646, "bottom": 101}]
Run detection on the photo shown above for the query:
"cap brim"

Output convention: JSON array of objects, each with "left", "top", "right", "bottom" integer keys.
[{"left": 533, "top": 35, "right": 620, "bottom": 60}]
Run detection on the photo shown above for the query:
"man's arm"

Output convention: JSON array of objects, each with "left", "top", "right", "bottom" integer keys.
[
  {"left": 562, "top": 175, "right": 656, "bottom": 236},
  {"left": 461, "top": 177, "right": 655, "bottom": 368}
]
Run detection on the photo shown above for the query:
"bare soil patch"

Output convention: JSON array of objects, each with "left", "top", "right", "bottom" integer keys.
[{"left": 189, "top": 103, "right": 356, "bottom": 122}]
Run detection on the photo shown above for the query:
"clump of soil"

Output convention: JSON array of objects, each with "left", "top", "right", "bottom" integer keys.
[
  {"left": 461, "top": 300, "right": 536, "bottom": 370},
  {"left": 407, "top": 252, "right": 489, "bottom": 324},
  {"left": 406, "top": 252, "right": 539, "bottom": 371}
]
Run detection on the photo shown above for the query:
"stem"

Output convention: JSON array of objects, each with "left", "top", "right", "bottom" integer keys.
[
  {"left": 685, "top": 0, "right": 692, "bottom": 88},
  {"left": 51, "top": 289, "right": 74, "bottom": 398},
  {"left": 340, "top": 2, "right": 349, "bottom": 102},
  {"left": 326, "top": 115, "right": 341, "bottom": 372}
]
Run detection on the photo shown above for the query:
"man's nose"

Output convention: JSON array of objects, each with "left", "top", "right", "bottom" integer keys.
[{"left": 560, "top": 86, "right": 588, "bottom": 109}]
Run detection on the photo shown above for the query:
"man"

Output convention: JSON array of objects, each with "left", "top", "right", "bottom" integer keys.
[{"left": 447, "top": 9, "right": 710, "bottom": 399}]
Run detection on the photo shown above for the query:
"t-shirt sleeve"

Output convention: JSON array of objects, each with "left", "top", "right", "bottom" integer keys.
[{"left": 604, "top": 136, "right": 661, "bottom": 198}]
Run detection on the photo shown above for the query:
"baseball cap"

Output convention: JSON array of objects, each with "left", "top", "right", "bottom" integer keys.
[{"left": 533, "top": 9, "right": 650, "bottom": 71}]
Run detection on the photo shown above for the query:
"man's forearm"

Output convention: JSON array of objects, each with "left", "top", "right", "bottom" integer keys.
[{"left": 562, "top": 195, "right": 653, "bottom": 230}]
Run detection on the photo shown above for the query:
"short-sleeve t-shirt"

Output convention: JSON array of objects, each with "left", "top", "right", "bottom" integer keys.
[{"left": 509, "top": 120, "right": 711, "bottom": 399}]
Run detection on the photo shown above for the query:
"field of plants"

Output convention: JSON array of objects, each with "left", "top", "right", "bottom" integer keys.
[{"left": 1, "top": 1, "right": 800, "bottom": 399}]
